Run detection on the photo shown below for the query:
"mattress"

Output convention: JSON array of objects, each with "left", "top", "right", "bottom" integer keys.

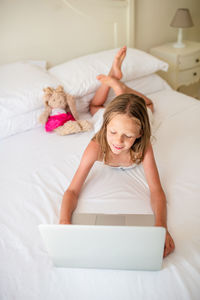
[{"left": 1, "top": 88, "right": 200, "bottom": 300}]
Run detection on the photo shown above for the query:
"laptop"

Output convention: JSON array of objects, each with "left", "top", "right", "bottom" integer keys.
[{"left": 38, "top": 213, "right": 166, "bottom": 271}]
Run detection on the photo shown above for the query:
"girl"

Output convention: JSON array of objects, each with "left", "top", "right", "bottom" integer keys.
[{"left": 59, "top": 46, "right": 175, "bottom": 258}]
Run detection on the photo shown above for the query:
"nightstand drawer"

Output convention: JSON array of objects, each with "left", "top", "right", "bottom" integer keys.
[
  {"left": 178, "top": 66, "right": 200, "bottom": 86},
  {"left": 178, "top": 51, "right": 200, "bottom": 70}
]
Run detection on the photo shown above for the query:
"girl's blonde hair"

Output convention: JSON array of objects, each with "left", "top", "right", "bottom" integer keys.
[{"left": 93, "top": 93, "right": 151, "bottom": 164}]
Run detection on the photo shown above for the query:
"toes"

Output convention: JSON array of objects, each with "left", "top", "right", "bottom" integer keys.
[
  {"left": 119, "top": 47, "right": 127, "bottom": 62},
  {"left": 117, "top": 46, "right": 127, "bottom": 60},
  {"left": 116, "top": 46, "right": 126, "bottom": 58}
]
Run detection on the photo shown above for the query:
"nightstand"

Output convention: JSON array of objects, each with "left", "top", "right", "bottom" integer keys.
[{"left": 150, "top": 41, "right": 200, "bottom": 92}]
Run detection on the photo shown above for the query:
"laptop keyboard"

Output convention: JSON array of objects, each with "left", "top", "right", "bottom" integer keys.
[{"left": 72, "top": 213, "right": 154, "bottom": 226}]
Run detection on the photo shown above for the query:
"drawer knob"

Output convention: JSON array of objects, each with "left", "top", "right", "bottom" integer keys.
[
  {"left": 196, "top": 58, "right": 199, "bottom": 63},
  {"left": 193, "top": 72, "right": 197, "bottom": 76}
]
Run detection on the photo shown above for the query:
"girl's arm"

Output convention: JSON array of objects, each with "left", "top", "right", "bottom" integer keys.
[
  {"left": 59, "top": 140, "right": 100, "bottom": 224},
  {"left": 142, "top": 142, "right": 167, "bottom": 228},
  {"left": 142, "top": 142, "right": 175, "bottom": 257}
]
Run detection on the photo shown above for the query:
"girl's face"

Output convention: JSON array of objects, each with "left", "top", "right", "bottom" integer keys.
[{"left": 106, "top": 114, "right": 141, "bottom": 155}]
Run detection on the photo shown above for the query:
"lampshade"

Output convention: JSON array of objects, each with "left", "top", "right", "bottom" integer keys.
[{"left": 170, "top": 8, "right": 194, "bottom": 28}]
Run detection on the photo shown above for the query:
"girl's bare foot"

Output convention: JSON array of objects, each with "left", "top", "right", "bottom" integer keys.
[
  {"left": 96, "top": 74, "right": 127, "bottom": 96},
  {"left": 109, "top": 46, "right": 127, "bottom": 80}
]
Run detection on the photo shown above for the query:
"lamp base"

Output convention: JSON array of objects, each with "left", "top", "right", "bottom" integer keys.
[
  {"left": 172, "top": 28, "right": 186, "bottom": 48},
  {"left": 173, "top": 42, "right": 185, "bottom": 48}
]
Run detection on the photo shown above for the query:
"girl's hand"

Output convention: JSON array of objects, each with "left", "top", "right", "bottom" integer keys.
[{"left": 163, "top": 230, "right": 175, "bottom": 257}]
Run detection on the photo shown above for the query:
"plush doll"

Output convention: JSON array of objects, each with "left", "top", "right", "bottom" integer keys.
[{"left": 38, "top": 85, "right": 92, "bottom": 135}]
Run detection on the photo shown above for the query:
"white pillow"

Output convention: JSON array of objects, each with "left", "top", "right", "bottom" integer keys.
[
  {"left": 20, "top": 60, "right": 47, "bottom": 70},
  {"left": 76, "top": 74, "right": 171, "bottom": 114},
  {"left": 0, "top": 108, "right": 43, "bottom": 140},
  {"left": 49, "top": 47, "right": 168, "bottom": 97},
  {"left": 0, "top": 62, "right": 60, "bottom": 120}
]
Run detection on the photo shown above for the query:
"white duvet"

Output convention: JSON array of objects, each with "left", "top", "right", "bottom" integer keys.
[{"left": 1, "top": 89, "right": 200, "bottom": 300}]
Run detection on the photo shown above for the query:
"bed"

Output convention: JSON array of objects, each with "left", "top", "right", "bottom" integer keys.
[{"left": 1, "top": 1, "right": 200, "bottom": 299}]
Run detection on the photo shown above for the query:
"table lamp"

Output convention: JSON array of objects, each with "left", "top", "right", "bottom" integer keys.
[{"left": 170, "top": 8, "right": 194, "bottom": 48}]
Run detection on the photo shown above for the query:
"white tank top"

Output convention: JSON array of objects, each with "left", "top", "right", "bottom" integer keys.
[{"left": 107, "top": 163, "right": 137, "bottom": 171}]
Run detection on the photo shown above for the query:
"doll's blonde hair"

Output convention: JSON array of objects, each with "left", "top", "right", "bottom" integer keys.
[{"left": 93, "top": 93, "right": 151, "bottom": 164}]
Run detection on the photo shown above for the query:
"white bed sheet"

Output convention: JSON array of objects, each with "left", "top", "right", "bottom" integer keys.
[{"left": 1, "top": 89, "right": 200, "bottom": 300}]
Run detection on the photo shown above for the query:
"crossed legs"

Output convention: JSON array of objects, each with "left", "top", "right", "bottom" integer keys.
[{"left": 89, "top": 46, "right": 154, "bottom": 116}]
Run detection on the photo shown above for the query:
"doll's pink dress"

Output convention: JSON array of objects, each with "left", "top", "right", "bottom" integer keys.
[{"left": 45, "top": 108, "right": 75, "bottom": 132}]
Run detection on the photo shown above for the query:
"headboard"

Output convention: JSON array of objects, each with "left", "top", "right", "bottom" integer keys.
[{"left": 1, "top": 0, "right": 135, "bottom": 67}]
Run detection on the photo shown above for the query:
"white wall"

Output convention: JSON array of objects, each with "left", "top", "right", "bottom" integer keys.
[
  {"left": 0, "top": 0, "right": 131, "bottom": 66},
  {"left": 135, "top": 0, "right": 200, "bottom": 51},
  {"left": 1, "top": 0, "right": 199, "bottom": 64}
]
